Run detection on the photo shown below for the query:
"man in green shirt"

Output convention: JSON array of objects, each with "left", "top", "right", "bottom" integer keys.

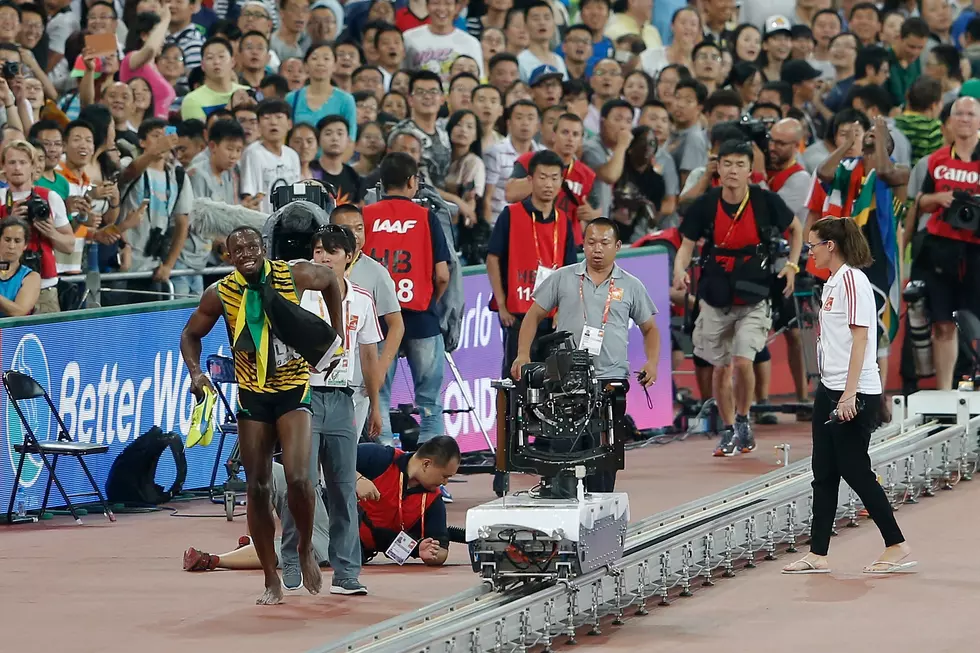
[
  {"left": 27, "top": 120, "right": 71, "bottom": 200},
  {"left": 886, "top": 18, "right": 929, "bottom": 108},
  {"left": 181, "top": 37, "right": 248, "bottom": 121}
]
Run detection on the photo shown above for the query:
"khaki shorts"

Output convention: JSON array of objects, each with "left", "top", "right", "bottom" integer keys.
[{"left": 693, "top": 300, "right": 771, "bottom": 367}]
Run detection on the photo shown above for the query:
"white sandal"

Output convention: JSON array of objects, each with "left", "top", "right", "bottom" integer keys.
[{"left": 782, "top": 558, "right": 830, "bottom": 574}]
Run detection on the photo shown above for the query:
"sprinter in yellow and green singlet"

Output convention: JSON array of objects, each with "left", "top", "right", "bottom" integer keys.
[{"left": 180, "top": 226, "right": 345, "bottom": 606}]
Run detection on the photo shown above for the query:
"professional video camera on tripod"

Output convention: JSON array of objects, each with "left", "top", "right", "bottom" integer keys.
[{"left": 465, "top": 332, "right": 629, "bottom": 584}]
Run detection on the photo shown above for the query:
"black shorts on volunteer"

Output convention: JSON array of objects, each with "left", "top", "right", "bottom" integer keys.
[
  {"left": 237, "top": 384, "right": 312, "bottom": 424},
  {"left": 910, "top": 235, "right": 980, "bottom": 323}
]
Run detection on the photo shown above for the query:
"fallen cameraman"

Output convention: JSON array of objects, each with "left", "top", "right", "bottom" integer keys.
[
  {"left": 0, "top": 140, "right": 75, "bottom": 313},
  {"left": 182, "top": 437, "right": 462, "bottom": 573}
]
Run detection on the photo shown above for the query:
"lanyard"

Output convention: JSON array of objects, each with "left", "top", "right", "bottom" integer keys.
[
  {"left": 397, "top": 472, "right": 425, "bottom": 538},
  {"left": 718, "top": 189, "right": 751, "bottom": 247},
  {"left": 530, "top": 211, "right": 560, "bottom": 269},
  {"left": 346, "top": 251, "right": 360, "bottom": 278},
  {"left": 579, "top": 275, "right": 615, "bottom": 328}
]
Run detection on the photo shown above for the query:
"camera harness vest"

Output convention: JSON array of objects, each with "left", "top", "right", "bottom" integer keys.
[
  {"left": 0, "top": 187, "right": 58, "bottom": 280},
  {"left": 699, "top": 186, "right": 774, "bottom": 309}
]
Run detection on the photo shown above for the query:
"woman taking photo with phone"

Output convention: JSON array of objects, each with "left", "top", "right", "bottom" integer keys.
[{"left": 783, "top": 217, "right": 915, "bottom": 575}]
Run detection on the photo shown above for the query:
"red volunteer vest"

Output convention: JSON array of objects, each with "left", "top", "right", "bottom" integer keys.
[
  {"left": 363, "top": 198, "right": 435, "bottom": 312},
  {"left": 358, "top": 450, "right": 440, "bottom": 551},
  {"left": 493, "top": 201, "right": 569, "bottom": 315},
  {"left": 514, "top": 152, "right": 595, "bottom": 246},
  {"left": 925, "top": 145, "right": 980, "bottom": 245},
  {"left": 767, "top": 162, "right": 805, "bottom": 192},
  {"left": 0, "top": 187, "right": 58, "bottom": 280}
]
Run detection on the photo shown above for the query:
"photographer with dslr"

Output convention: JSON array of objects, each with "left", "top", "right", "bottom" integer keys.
[
  {"left": 673, "top": 139, "right": 803, "bottom": 457},
  {"left": 0, "top": 140, "right": 75, "bottom": 314},
  {"left": 911, "top": 96, "right": 980, "bottom": 390},
  {"left": 511, "top": 218, "right": 661, "bottom": 493}
]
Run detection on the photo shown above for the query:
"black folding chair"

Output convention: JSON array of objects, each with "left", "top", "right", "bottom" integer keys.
[{"left": 3, "top": 370, "right": 115, "bottom": 525}]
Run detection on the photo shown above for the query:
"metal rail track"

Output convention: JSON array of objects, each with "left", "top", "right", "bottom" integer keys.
[{"left": 309, "top": 404, "right": 976, "bottom": 653}]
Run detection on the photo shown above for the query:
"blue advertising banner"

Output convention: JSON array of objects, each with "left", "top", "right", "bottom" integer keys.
[{"left": 0, "top": 248, "right": 671, "bottom": 510}]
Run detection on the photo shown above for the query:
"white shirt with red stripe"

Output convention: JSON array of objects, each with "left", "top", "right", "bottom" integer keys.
[
  {"left": 817, "top": 264, "right": 881, "bottom": 394},
  {"left": 300, "top": 278, "right": 383, "bottom": 388}
]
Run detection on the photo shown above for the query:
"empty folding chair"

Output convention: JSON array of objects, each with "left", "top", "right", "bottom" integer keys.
[{"left": 3, "top": 370, "right": 115, "bottom": 525}]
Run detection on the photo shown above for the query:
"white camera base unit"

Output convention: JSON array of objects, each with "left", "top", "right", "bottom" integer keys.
[{"left": 466, "top": 481, "right": 629, "bottom": 586}]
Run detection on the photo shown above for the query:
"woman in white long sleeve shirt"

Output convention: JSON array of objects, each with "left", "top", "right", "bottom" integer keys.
[{"left": 783, "top": 217, "right": 915, "bottom": 576}]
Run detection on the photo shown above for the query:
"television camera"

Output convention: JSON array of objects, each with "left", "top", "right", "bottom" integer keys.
[{"left": 465, "top": 332, "right": 629, "bottom": 585}]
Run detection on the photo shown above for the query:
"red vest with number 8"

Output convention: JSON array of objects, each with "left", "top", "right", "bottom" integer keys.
[{"left": 363, "top": 198, "right": 435, "bottom": 312}]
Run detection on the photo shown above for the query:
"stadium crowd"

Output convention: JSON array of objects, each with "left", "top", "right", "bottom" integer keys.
[{"left": 0, "top": 0, "right": 977, "bottom": 416}]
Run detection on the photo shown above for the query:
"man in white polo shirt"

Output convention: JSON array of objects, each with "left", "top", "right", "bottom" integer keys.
[{"left": 279, "top": 225, "right": 384, "bottom": 597}]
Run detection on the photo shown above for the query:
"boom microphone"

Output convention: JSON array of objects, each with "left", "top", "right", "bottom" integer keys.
[{"left": 189, "top": 198, "right": 268, "bottom": 239}]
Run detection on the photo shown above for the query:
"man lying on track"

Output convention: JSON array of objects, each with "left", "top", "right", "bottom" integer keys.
[{"left": 183, "top": 438, "right": 462, "bottom": 574}]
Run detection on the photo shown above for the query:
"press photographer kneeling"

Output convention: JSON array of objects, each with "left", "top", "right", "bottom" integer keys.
[
  {"left": 911, "top": 96, "right": 980, "bottom": 390},
  {"left": 672, "top": 139, "right": 802, "bottom": 457},
  {"left": 0, "top": 140, "right": 74, "bottom": 314}
]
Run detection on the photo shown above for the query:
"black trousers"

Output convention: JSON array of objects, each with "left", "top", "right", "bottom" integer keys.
[
  {"left": 809, "top": 383, "right": 905, "bottom": 556},
  {"left": 584, "top": 378, "right": 629, "bottom": 494},
  {"left": 500, "top": 314, "right": 555, "bottom": 379}
]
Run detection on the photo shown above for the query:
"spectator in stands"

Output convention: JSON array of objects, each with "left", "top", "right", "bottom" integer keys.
[
  {"left": 181, "top": 37, "right": 246, "bottom": 120},
  {"left": 175, "top": 119, "right": 206, "bottom": 168},
  {"left": 518, "top": 1, "right": 567, "bottom": 81},
  {"left": 0, "top": 140, "right": 74, "bottom": 313},
  {"left": 240, "top": 98, "right": 301, "bottom": 213},
  {"left": 189, "top": 119, "right": 244, "bottom": 206},
  {"left": 117, "top": 118, "right": 191, "bottom": 302},
  {"left": 0, "top": 217, "right": 41, "bottom": 316},
  {"left": 484, "top": 99, "right": 542, "bottom": 223},
  {"left": 120, "top": 9, "right": 174, "bottom": 119},
  {"left": 237, "top": 30, "right": 271, "bottom": 91},
  {"left": 668, "top": 78, "right": 709, "bottom": 187},
  {"left": 309, "top": 114, "right": 363, "bottom": 204},
  {"left": 28, "top": 120, "right": 70, "bottom": 200},
  {"left": 583, "top": 57, "right": 623, "bottom": 135},
  {"left": 270, "top": 0, "right": 311, "bottom": 62},
  {"left": 886, "top": 17, "right": 929, "bottom": 107},
  {"left": 582, "top": 98, "right": 633, "bottom": 218},
  {"left": 403, "top": 0, "right": 483, "bottom": 86}
]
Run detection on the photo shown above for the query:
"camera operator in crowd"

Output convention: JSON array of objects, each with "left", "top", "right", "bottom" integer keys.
[
  {"left": 911, "top": 96, "right": 980, "bottom": 390},
  {"left": 363, "top": 151, "right": 451, "bottom": 445},
  {"left": 0, "top": 217, "right": 41, "bottom": 316},
  {"left": 511, "top": 218, "right": 661, "bottom": 493},
  {"left": 673, "top": 139, "right": 802, "bottom": 458},
  {"left": 0, "top": 140, "right": 75, "bottom": 314},
  {"left": 488, "top": 149, "right": 578, "bottom": 379}
]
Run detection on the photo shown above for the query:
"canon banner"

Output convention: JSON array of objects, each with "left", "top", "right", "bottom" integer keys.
[{"left": 0, "top": 250, "right": 670, "bottom": 509}]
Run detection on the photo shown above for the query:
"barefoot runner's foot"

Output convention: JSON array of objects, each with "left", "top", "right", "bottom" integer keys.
[
  {"left": 301, "top": 549, "right": 322, "bottom": 595},
  {"left": 256, "top": 583, "right": 284, "bottom": 605}
]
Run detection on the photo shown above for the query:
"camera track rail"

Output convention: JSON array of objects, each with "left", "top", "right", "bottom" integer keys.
[{"left": 309, "top": 398, "right": 979, "bottom": 653}]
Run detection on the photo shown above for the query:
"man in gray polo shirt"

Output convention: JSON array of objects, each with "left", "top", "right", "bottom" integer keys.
[
  {"left": 330, "top": 203, "right": 405, "bottom": 437},
  {"left": 512, "top": 218, "right": 662, "bottom": 492}
]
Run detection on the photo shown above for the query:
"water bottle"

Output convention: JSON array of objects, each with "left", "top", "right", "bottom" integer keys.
[{"left": 15, "top": 485, "right": 26, "bottom": 519}]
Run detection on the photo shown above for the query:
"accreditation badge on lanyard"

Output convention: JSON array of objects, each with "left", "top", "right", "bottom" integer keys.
[
  {"left": 385, "top": 472, "right": 426, "bottom": 565},
  {"left": 578, "top": 276, "right": 615, "bottom": 357},
  {"left": 531, "top": 214, "right": 562, "bottom": 294}
]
